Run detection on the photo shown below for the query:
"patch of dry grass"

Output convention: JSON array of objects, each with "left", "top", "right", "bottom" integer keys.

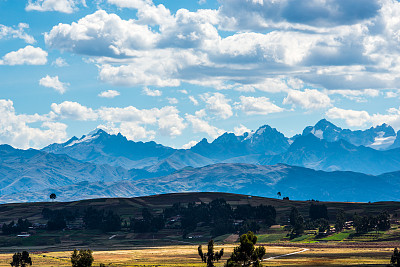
[{"left": 0, "top": 245, "right": 393, "bottom": 266}]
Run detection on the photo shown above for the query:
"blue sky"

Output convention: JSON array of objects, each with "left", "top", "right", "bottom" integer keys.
[{"left": 1, "top": 0, "right": 400, "bottom": 149}]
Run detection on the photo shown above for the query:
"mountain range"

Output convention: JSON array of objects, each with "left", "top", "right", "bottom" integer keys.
[{"left": 1, "top": 119, "right": 400, "bottom": 203}]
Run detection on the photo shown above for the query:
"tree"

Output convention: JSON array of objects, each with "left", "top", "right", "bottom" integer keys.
[
  {"left": 225, "top": 231, "right": 266, "bottom": 267},
  {"left": 317, "top": 218, "right": 330, "bottom": 234},
  {"left": 335, "top": 209, "right": 346, "bottom": 233},
  {"left": 50, "top": 193, "right": 56, "bottom": 202},
  {"left": 71, "top": 249, "right": 94, "bottom": 267},
  {"left": 309, "top": 204, "right": 328, "bottom": 221},
  {"left": 198, "top": 240, "right": 224, "bottom": 267},
  {"left": 10, "top": 251, "right": 32, "bottom": 267},
  {"left": 289, "top": 207, "right": 304, "bottom": 238},
  {"left": 391, "top": 248, "right": 400, "bottom": 267}
]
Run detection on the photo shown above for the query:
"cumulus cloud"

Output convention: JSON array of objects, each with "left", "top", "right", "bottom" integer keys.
[
  {"left": 326, "top": 107, "right": 371, "bottom": 127},
  {"left": 98, "top": 90, "right": 120, "bottom": 98},
  {"left": 51, "top": 101, "right": 187, "bottom": 139},
  {"left": 182, "top": 140, "right": 198, "bottom": 149},
  {"left": 283, "top": 89, "right": 332, "bottom": 110},
  {"left": 40, "top": 0, "right": 400, "bottom": 95},
  {"left": 39, "top": 75, "right": 68, "bottom": 94},
  {"left": 26, "top": 0, "right": 83, "bottom": 13},
  {"left": 98, "top": 122, "right": 156, "bottom": 141},
  {"left": 51, "top": 101, "right": 97, "bottom": 121},
  {"left": 234, "top": 124, "right": 250, "bottom": 136},
  {"left": 237, "top": 96, "right": 283, "bottom": 115},
  {"left": 202, "top": 93, "right": 233, "bottom": 119},
  {"left": 0, "top": 23, "right": 35, "bottom": 44},
  {"left": 97, "top": 105, "right": 186, "bottom": 137},
  {"left": 0, "top": 99, "right": 67, "bottom": 149},
  {"left": 185, "top": 109, "right": 225, "bottom": 138},
  {"left": 157, "top": 107, "right": 186, "bottom": 136},
  {"left": 0, "top": 46, "right": 47, "bottom": 65},
  {"left": 143, "top": 87, "right": 162, "bottom": 97},
  {"left": 45, "top": 10, "right": 159, "bottom": 57},
  {"left": 326, "top": 106, "right": 400, "bottom": 129}
]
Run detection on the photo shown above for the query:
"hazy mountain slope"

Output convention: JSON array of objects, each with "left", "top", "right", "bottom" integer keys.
[
  {"left": 4, "top": 163, "right": 399, "bottom": 203},
  {"left": 0, "top": 144, "right": 156, "bottom": 196},
  {"left": 144, "top": 150, "right": 215, "bottom": 173},
  {"left": 265, "top": 134, "right": 400, "bottom": 175}
]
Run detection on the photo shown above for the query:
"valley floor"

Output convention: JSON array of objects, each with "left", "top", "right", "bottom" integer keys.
[{"left": 0, "top": 244, "right": 395, "bottom": 266}]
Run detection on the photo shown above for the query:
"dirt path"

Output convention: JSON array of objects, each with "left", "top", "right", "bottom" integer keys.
[{"left": 263, "top": 248, "right": 310, "bottom": 261}]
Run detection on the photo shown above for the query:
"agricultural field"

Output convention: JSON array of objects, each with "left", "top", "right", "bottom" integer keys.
[
  {"left": 0, "top": 192, "right": 399, "bottom": 266},
  {"left": 0, "top": 245, "right": 396, "bottom": 266}
]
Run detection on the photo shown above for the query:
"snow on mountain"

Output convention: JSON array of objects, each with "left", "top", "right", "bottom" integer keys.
[{"left": 303, "top": 119, "right": 397, "bottom": 149}]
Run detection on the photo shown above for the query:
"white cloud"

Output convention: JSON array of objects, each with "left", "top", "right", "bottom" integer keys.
[
  {"left": 0, "top": 23, "right": 35, "bottom": 44},
  {"left": 234, "top": 124, "right": 250, "bottom": 136},
  {"left": 52, "top": 57, "right": 68, "bottom": 67},
  {"left": 51, "top": 101, "right": 97, "bottom": 121},
  {"left": 237, "top": 96, "right": 283, "bottom": 115},
  {"left": 182, "top": 140, "right": 198, "bottom": 149},
  {"left": 143, "top": 87, "right": 162, "bottom": 97},
  {"left": 50, "top": 101, "right": 186, "bottom": 139},
  {"left": 185, "top": 109, "right": 224, "bottom": 138},
  {"left": 26, "top": 0, "right": 79, "bottom": 13},
  {"left": 98, "top": 90, "right": 120, "bottom": 98},
  {"left": 327, "top": 89, "right": 380, "bottom": 102},
  {"left": 98, "top": 122, "right": 156, "bottom": 141},
  {"left": 41, "top": 0, "right": 400, "bottom": 95},
  {"left": 283, "top": 89, "right": 332, "bottom": 110},
  {"left": 167, "top": 97, "right": 178, "bottom": 104},
  {"left": 202, "top": 92, "right": 233, "bottom": 119},
  {"left": 385, "top": 90, "right": 400, "bottom": 98},
  {"left": 189, "top": 96, "right": 199, "bottom": 106},
  {"left": 107, "top": 0, "right": 152, "bottom": 9},
  {"left": 0, "top": 99, "right": 67, "bottom": 149},
  {"left": 97, "top": 105, "right": 186, "bottom": 137},
  {"left": 45, "top": 10, "right": 159, "bottom": 57},
  {"left": 157, "top": 107, "right": 186, "bottom": 137},
  {"left": 326, "top": 106, "right": 400, "bottom": 129},
  {"left": 0, "top": 46, "right": 47, "bottom": 65},
  {"left": 39, "top": 75, "right": 68, "bottom": 94},
  {"left": 178, "top": 89, "right": 188, "bottom": 94},
  {"left": 326, "top": 107, "right": 371, "bottom": 127}
]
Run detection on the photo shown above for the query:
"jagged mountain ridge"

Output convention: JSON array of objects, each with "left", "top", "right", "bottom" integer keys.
[
  {"left": 302, "top": 119, "right": 396, "bottom": 149},
  {"left": 265, "top": 134, "right": 400, "bottom": 175},
  {"left": 41, "top": 120, "right": 400, "bottom": 175}
]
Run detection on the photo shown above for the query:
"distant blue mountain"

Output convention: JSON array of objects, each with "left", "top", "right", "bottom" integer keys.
[
  {"left": 302, "top": 119, "right": 396, "bottom": 150},
  {"left": 190, "top": 125, "right": 290, "bottom": 160},
  {"left": 43, "top": 129, "right": 176, "bottom": 170},
  {"left": 0, "top": 144, "right": 160, "bottom": 197},
  {"left": 2, "top": 162, "right": 400, "bottom": 203},
  {"left": 41, "top": 120, "right": 400, "bottom": 175},
  {"left": 265, "top": 134, "right": 400, "bottom": 175}
]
